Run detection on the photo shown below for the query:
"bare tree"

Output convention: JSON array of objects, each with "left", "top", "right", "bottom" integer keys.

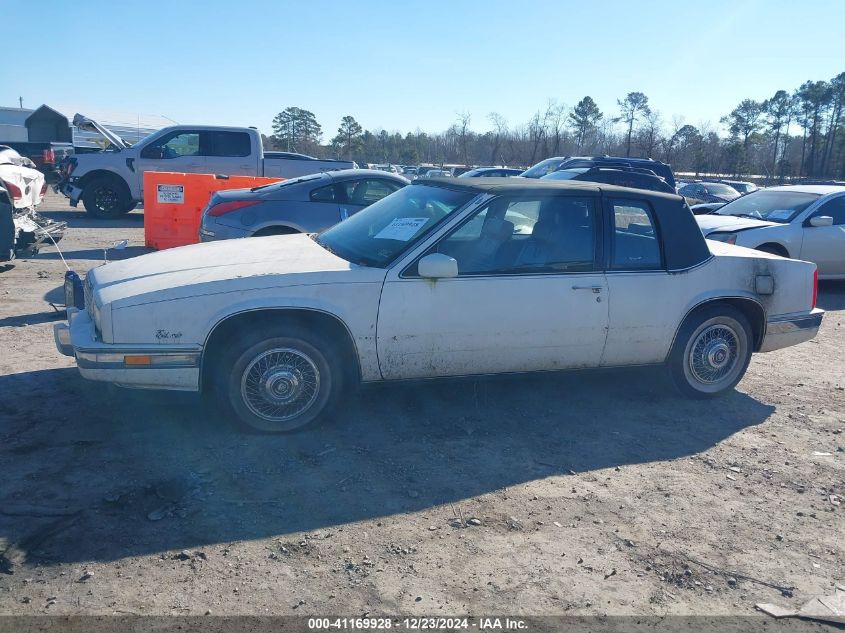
[{"left": 617, "top": 92, "right": 651, "bottom": 157}]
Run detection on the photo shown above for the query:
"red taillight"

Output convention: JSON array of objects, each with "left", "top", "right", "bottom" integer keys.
[
  {"left": 6, "top": 181, "right": 22, "bottom": 201},
  {"left": 40, "top": 182, "right": 48, "bottom": 196},
  {"left": 812, "top": 268, "right": 818, "bottom": 308},
  {"left": 43, "top": 148, "right": 55, "bottom": 165},
  {"left": 207, "top": 200, "right": 260, "bottom": 217}
]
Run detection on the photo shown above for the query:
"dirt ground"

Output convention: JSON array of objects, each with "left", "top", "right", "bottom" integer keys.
[{"left": 0, "top": 193, "right": 843, "bottom": 619}]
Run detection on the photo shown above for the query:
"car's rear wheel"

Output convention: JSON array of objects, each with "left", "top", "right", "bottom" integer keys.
[
  {"left": 82, "top": 176, "right": 133, "bottom": 218},
  {"left": 213, "top": 325, "right": 343, "bottom": 432},
  {"left": 669, "top": 305, "right": 752, "bottom": 398}
]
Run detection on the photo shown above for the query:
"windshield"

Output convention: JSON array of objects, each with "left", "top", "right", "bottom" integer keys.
[
  {"left": 714, "top": 190, "right": 820, "bottom": 222},
  {"left": 540, "top": 168, "right": 589, "bottom": 181},
  {"left": 316, "top": 184, "right": 476, "bottom": 267},
  {"left": 521, "top": 157, "right": 566, "bottom": 178},
  {"left": 704, "top": 182, "right": 741, "bottom": 197}
]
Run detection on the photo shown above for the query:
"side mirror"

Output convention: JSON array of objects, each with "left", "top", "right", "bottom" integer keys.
[
  {"left": 418, "top": 253, "right": 458, "bottom": 279},
  {"left": 809, "top": 215, "right": 834, "bottom": 227}
]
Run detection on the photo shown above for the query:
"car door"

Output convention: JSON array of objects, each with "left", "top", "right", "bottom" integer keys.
[
  {"left": 306, "top": 181, "right": 343, "bottom": 231},
  {"left": 601, "top": 197, "right": 676, "bottom": 366},
  {"left": 136, "top": 130, "right": 207, "bottom": 197},
  {"left": 799, "top": 195, "right": 845, "bottom": 276},
  {"left": 376, "top": 194, "right": 609, "bottom": 379},
  {"left": 205, "top": 130, "right": 255, "bottom": 176},
  {"left": 338, "top": 178, "right": 404, "bottom": 220}
]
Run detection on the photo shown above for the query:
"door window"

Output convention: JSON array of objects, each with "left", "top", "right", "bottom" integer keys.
[
  {"left": 423, "top": 196, "right": 596, "bottom": 275},
  {"left": 209, "top": 131, "right": 251, "bottom": 157},
  {"left": 610, "top": 199, "right": 662, "bottom": 270},
  {"left": 812, "top": 196, "right": 845, "bottom": 224},
  {"left": 141, "top": 131, "right": 202, "bottom": 159},
  {"left": 341, "top": 179, "right": 403, "bottom": 206}
]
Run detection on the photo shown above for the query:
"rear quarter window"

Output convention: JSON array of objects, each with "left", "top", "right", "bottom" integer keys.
[{"left": 610, "top": 199, "right": 663, "bottom": 270}]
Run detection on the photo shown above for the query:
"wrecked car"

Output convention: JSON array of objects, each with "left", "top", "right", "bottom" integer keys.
[
  {"left": 55, "top": 179, "right": 823, "bottom": 432},
  {"left": 0, "top": 145, "right": 65, "bottom": 262}
]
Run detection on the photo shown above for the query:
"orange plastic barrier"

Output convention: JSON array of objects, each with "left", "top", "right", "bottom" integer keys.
[{"left": 143, "top": 172, "right": 283, "bottom": 250}]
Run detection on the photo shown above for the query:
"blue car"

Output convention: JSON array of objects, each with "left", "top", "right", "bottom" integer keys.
[
  {"left": 199, "top": 169, "right": 408, "bottom": 242},
  {"left": 458, "top": 167, "right": 524, "bottom": 178}
]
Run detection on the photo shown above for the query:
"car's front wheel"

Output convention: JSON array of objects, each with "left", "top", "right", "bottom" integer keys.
[
  {"left": 669, "top": 304, "right": 753, "bottom": 398},
  {"left": 214, "top": 325, "right": 343, "bottom": 432},
  {"left": 82, "top": 176, "right": 134, "bottom": 218}
]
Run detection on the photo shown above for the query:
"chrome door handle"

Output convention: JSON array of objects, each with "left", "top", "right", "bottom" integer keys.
[{"left": 572, "top": 285, "right": 603, "bottom": 293}]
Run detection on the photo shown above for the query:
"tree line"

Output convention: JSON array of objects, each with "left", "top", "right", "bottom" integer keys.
[{"left": 266, "top": 71, "right": 845, "bottom": 181}]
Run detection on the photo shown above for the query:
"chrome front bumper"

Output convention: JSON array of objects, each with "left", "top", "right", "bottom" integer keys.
[
  {"left": 759, "top": 308, "right": 824, "bottom": 352},
  {"left": 54, "top": 311, "right": 202, "bottom": 391}
]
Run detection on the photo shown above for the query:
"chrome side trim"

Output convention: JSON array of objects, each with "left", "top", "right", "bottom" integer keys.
[{"left": 76, "top": 349, "right": 201, "bottom": 369}]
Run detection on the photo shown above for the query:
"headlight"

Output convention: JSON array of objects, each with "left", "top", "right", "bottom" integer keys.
[{"left": 707, "top": 232, "right": 738, "bottom": 245}]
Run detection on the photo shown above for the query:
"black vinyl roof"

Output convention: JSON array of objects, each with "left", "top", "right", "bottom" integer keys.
[{"left": 415, "top": 177, "right": 708, "bottom": 272}]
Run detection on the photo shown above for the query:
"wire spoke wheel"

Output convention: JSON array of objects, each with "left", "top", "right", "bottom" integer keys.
[
  {"left": 689, "top": 324, "right": 739, "bottom": 384},
  {"left": 680, "top": 313, "right": 749, "bottom": 395},
  {"left": 240, "top": 347, "right": 321, "bottom": 423}
]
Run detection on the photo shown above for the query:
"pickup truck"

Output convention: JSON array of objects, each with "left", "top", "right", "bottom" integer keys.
[{"left": 57, "top": 114, "right": 356, "bottom": 218}]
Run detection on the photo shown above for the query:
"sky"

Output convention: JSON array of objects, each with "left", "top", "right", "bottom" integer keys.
[{"left": 4, "top": 0, "right": 844, "bottom": 139}]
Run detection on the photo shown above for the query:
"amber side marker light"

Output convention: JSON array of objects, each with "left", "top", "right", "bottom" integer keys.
[{"left": 124, "top": 355, "right": 152, "bottom": 366}]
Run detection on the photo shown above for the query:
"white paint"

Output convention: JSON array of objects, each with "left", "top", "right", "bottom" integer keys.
[{"left": 60, "top": 201, "right": 822, "bottom": 393}]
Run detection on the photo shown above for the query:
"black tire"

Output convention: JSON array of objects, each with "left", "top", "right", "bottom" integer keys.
[
  {"left": 755, "top": 243, "right": 789, "bottom": 257},
  {"left": 82, "top": 176, "right": 133, "bottom": 218},
  {"left": 668, "top": 304, "right": 753, "bottom": 399},
  {"left": 211, "top": 324, "right": 344, "bottom": 432}
]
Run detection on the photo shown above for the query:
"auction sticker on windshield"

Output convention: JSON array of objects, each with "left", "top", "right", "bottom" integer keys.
[
  {"left": 768, "top": 209, "right": 794, "bottom": 221},
  {"left": 157, "top": 184, "right": 185, "bottom": 204},
  {"left": 374, "top": 217, "right": 429, "bottom": 241}
]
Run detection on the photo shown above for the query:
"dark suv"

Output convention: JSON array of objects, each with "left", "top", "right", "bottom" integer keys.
[
  {"left": 540, "top": 166, "right": 675, "bottom": 194},
  {"left": 521, "top": 155, "right": 676, "bottom": 189}
]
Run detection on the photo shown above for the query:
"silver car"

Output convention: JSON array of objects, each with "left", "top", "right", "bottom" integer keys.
[
  {"left": 697, "top": 185, "right": 845, "bottom": 279},
  {"left": 199, "top": 169, "right": 408, "bottom": 242}
]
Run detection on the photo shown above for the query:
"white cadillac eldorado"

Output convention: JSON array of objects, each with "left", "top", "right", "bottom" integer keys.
[{"left": 55, "top": 179, "right": 824, "bottom": 432}]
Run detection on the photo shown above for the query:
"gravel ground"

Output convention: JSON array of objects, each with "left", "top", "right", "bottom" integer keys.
[{"left": 0, "top": 193, "right": 843, "bottom": 620}]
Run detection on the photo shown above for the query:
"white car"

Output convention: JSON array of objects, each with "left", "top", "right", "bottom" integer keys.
[
  {"left": 55, "top": 180, "right": 823, "bottom": 432},
  {"left": 697, "top": 185, "right": 845, "bottom": 279}
]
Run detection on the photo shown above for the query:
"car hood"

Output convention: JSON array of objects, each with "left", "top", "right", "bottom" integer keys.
[
  {"left": 72, "top": 113, "right": 129, "bottom": 150},
  {"left": 695, "top": 214, "right": 780, "bottom": 234},
  {"left": 88, "top": 233, "right": 383, "bottom": 308}
]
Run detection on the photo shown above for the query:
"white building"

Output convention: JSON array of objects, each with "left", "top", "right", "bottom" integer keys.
[{"left": 0, "top": 104, "right": 175, "bottom": 147}]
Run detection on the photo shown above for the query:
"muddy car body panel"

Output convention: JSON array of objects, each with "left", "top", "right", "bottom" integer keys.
[{"left": 54, "top": 180, "right": 822, "bottom": 407}]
